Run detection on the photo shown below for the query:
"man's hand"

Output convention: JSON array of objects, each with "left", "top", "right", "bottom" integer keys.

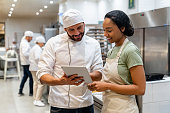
[
  {"left": 89, "top": 71, "right": 102, "bottom": 81},
  {"left": 59, "top": 73, "right": 84, "bottom": 86}
]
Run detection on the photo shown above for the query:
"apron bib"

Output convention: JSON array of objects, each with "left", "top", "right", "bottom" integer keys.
[{"left": 101, "top": 38, "right": 139, "bottom": 113}]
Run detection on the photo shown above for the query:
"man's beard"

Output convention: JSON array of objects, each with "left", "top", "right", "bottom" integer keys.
[{"left": 68, "top": 32, "right": 85, "bottom": 41}]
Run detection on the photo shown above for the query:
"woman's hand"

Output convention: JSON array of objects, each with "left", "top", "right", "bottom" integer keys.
[
  {"left": 59, "top": 73, "right": 84, "bottom": 86},
  {"left": 88, "top": 81, "right": 109, "bottom": 92}
]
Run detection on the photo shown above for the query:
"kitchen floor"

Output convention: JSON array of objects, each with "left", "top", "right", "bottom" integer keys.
[{"left": 0, "top": 69, "right": 50, "bottom": 113}]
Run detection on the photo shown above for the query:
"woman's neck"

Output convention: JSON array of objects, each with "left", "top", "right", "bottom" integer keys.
[{"left": 115, "top": 36, "right": 126, "bottom": 46}]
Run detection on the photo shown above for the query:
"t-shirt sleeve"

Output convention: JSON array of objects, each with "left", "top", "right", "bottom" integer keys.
[{"left": 125, "top": 45, "right": 143, "bottom": 69}]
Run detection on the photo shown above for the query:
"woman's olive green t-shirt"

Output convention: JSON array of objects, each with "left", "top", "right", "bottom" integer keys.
[{"left": 107, "top": 40, "right": 143, "bottom": 84}]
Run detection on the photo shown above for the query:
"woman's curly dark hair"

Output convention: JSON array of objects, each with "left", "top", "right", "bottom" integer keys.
[{"left": 104, "top": 10, "right": 134, "bottom": 36}]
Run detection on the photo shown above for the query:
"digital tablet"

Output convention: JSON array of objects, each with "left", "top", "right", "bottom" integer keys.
[{"left": 61, "top": 66, "right": 92, "bottom": 84}]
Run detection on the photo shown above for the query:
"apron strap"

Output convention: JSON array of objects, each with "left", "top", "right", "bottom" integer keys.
[{"left": 116, "top": 38, "right": 129, "bottom": 58}]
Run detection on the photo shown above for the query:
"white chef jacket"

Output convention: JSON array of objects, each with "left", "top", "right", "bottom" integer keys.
[
  {"left": 19, "top": 37, "right": 31, "bottom": 65},
  {"left": 37, "top": 33, "right": 103, "bottom": 108},
  {"left": 29, "top": 44, "right": 42, "bottom": 71}
]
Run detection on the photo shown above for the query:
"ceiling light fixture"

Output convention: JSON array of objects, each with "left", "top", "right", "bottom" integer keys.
[
  {"left": 50, "top": 1, "right": 54, "bottom": 4},
  {"left": 13, "top": 0, "right": 17, "bottom": 2},
  {"left": 12, "top": 4, "right": 15, "bottom": 7},
  {"left": 39, "top": 9, "right": 43, "bottom": 12},
  {"left": 44, "top": 5, "right": 48, "bottom": 8},
  {"left": 8, "top": 14, "right": 12, "bottom": 17},
  {"left": 36, "top": 12, "right": 39, "bottom": 15},
  {"left": 9, "top": 11, "right": 13, "bottom": 14},
  {"left": 10, "top": 8, "right": 14, "bottom": 11}
]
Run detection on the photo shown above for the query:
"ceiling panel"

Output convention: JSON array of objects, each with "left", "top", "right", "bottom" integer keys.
[{"left": 0, "top": 0, "right": 60, "bottom": 20}]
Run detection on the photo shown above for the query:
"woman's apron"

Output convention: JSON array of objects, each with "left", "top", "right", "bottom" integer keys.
[{"left": 101, "top": 38, "right": 139, "bottom": 113}]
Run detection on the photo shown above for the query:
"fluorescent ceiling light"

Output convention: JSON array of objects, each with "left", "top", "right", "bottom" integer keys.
[
  {"left": 10, "top": 8, "right": 14, "bottom": 11},
  {"left": 13, "top": 0, "right": 17, "bottom": 2},
  {"left": 12, "top": 4, "right": 15, "bottom": 7},
  {"left": 44, "top": 6, "right": 48, "bottom": 8},
  {"left": 50, "top": 1, "right": 54, "bottom": 4}
]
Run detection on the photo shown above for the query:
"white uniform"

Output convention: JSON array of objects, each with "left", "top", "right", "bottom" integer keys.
[
  {"left": 37, "top": 33, "right": 103, "bottom": 108},
  {"left": 19, "top": 37, "right": 31, "bottom": 65},
  {"left": 29, "top": 44, "right": 45, "bottom": 101},
  {"left": 29, "top": 44, "right": 42, "bottom": 71}
]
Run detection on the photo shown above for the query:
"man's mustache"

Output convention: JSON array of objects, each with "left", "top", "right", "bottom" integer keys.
[{"left": 72, "top": 32, "right": 83, "bottom": 37}]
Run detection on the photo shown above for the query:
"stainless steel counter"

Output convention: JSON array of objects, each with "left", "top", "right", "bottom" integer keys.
[{"left": 93, "top": 92, "right": 102, "bottom": 113}]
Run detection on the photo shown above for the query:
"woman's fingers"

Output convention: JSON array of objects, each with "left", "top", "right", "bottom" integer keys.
[{"left": 87, "top": 82, "right": 97, "bottom": 91}]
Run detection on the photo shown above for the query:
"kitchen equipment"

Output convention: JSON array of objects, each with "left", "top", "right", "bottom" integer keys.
[
  {"left": 146, "top": 73, "right": 164, "bottom": 81},
  {"left": 129, "top": 7, "right": 170, "bottom": 75}
]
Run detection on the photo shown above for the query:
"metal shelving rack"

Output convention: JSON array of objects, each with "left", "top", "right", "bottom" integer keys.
[{"left": 86, "top": 27, "right": 110, "bottom": 65}]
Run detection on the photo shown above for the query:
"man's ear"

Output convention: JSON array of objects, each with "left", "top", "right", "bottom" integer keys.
[
  {"left": 25, "top": 36, "right": 28, "bottom": 40},
  {"left": 64, "top": 28, "right": 67, "bottom": 32}
]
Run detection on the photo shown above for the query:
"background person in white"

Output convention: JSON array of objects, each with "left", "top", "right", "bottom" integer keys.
[
  {"left": 37, "top": 9, "right": 103, "bottom": 113},
  {"left": 29, "top": 36, "right": 46, "bottom": 107},
  {"left": 18, "top": 31, "right": 33, "bottom": 96}
]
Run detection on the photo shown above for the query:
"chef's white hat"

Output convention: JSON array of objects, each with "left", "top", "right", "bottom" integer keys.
[
  {"left": 62, "top": 9, "right": 84, "bottom": 28},
  {"left": 35, "top": 36, "right": 46, "bottom": 43},
  {"left": 24, "top": 31, "right": 33, "bottom": 37}
]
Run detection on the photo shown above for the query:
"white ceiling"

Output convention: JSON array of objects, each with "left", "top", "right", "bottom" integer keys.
[{"left": 0, "top": 0, "right": 62, "bottom": 20}]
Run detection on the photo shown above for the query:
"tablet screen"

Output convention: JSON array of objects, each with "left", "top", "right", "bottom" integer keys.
[{"left": 61, "top": 66, "right": 92, "bottom": 84}]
